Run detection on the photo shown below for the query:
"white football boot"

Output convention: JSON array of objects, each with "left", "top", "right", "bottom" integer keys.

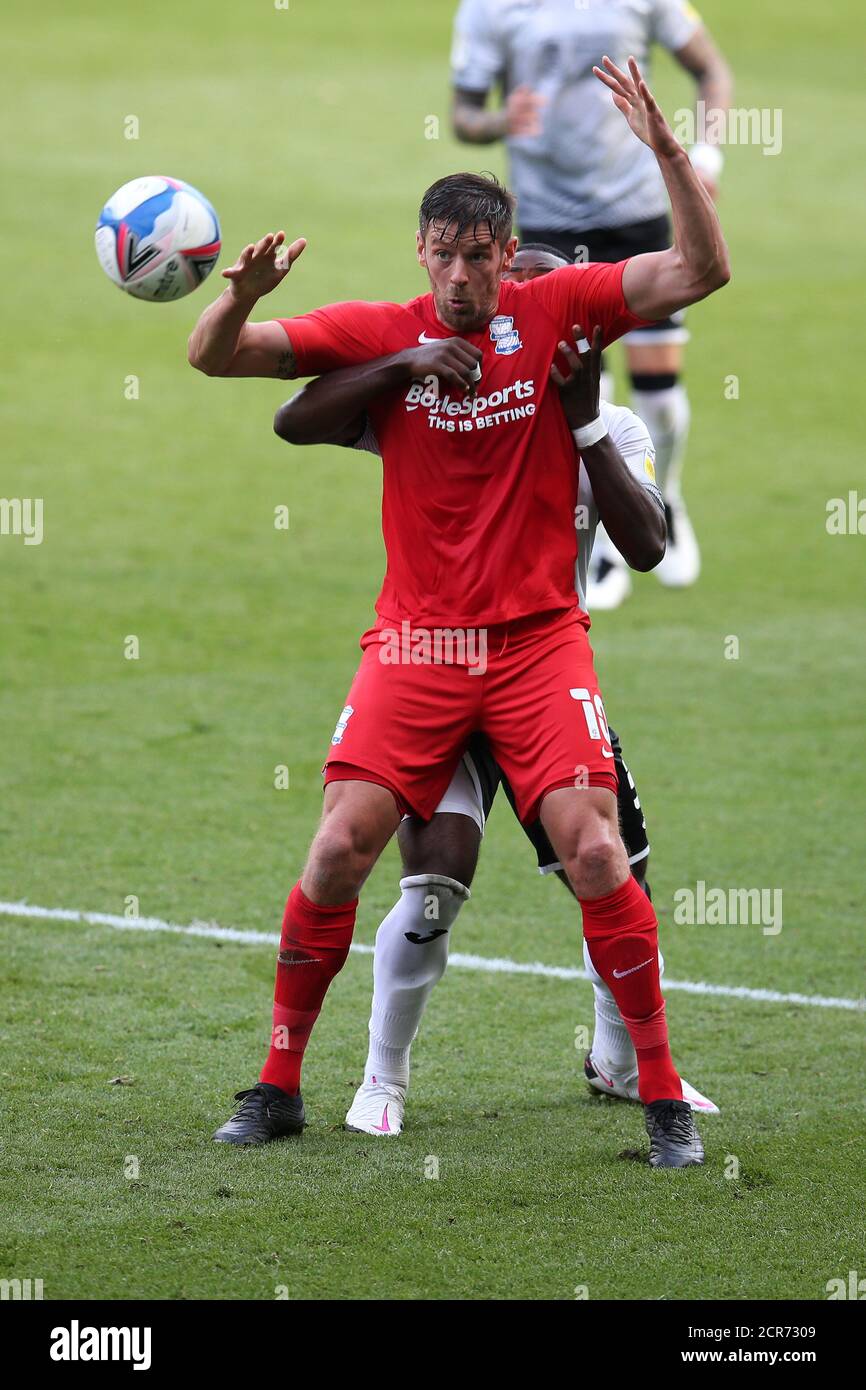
[
  {"left": 345, "top": 1077, "right": 406, "bottom": 1136},
  {"left": 584, "top": 1054, "right": 719, "bottom": 1114},
  {"left": 653, "top": 495, "right": 701, "bottom": 587}
]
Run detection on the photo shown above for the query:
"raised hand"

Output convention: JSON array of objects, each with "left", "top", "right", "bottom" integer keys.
[
  {"left": 505, "top": 84, "right": 546, "bottom": 138},
  {"left": 222, "top": 231, "right": 307, "bottom": 303},
  {"left": 550, "top": 324, "right": 603, "bottom": 431},
  {"left": 592, "top": 56, "right": 681, "bottom": 159}
]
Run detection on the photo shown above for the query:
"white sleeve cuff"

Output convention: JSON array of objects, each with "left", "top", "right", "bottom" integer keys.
[
  {"left": 690, "top": 142, "right": 724, "bottom": 180},
  {"left": 573, "top": 417, "right": 608, "bottom": 449}
]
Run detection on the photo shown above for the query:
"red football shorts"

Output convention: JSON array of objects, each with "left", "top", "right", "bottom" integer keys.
[{"left": 324, "top": 607, "right": 618, "bottom": 822}]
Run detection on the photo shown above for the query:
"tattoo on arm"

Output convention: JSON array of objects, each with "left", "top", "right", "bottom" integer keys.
[
  {"left": 275, "top": 346, "right": 296, "bottom": 380},
  {"left": 452, "top": 87, "right": 504, "bottom": 143}
]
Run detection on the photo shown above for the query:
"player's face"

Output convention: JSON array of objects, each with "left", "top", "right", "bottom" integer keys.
[
  {"left": 417, "top": 223, "right": 518, "bottom": 332},
  {"left": 503, "top": 250, "right": 568, "bottom": 282}
]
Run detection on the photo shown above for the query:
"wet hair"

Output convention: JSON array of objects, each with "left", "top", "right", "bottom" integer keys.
[
  {"left": 517, "top": 241, "right": 570, "bottom": 263},
  {"left": 419, "top": 172, "right": 516, "bottom": 246}
]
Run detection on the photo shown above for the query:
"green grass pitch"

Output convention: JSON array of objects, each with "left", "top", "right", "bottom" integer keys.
[{"left": 1, "top": 0, "right": 864, "bottom": 1300}]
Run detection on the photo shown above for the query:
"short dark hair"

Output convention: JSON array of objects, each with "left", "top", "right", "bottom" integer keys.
[
  {"left": 419, "top": 172, "right": 516, "bottom": 246},
  {"left": 517, "top": 241, "right": 569, "bottom": 263}
]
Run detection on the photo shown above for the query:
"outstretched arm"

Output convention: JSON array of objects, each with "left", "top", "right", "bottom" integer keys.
[
  {"left": 593, "top": 56, "right": 731, "bottom": 321},
  {"left": 187, "top": 231, "right": 306, "bottom": 377},
  {"left": 275, "top": 355, "right": 404, "bottom": 447},
  {"left": 552, "top": 325, "right": 666, "bottom": 572},
  {"left": 275, "top": 339, "right": 484, "bottom": 446}
]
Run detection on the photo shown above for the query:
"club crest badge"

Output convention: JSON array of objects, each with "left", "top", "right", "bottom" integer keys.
[{"left": 488, "top": 315, "right": 522, "bottom": 355}]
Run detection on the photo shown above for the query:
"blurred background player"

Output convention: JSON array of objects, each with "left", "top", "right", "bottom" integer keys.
[{"left": 450, "top": 0, "right": 733, "bottom": 607}]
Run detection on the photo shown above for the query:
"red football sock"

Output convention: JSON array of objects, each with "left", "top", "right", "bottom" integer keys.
[
  {"left": 259, "top": 881, "right": 357, "bottom": 1095},
  {"left": 579, "top": 875, "right": 682, "bottom": 1104}
]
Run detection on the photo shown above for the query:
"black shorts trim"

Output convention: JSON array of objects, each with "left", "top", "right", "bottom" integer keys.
[
  {"left": 519, "top": 217, "right": 686, "bottom": 339},
  {"left": 520, "top": 215, "right": 671, "bottom": 266},
  {"left": 465, "top": 729, "right": 649, "bottom": 872}
]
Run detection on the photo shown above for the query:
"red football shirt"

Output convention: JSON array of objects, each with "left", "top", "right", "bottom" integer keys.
[{"left": 277, "top": 260, "right": 647, "bottom": 627}]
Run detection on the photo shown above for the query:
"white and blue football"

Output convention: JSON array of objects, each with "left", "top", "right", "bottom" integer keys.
[{"left": 95, "top": 175, "right": 221, "bottom": 301}]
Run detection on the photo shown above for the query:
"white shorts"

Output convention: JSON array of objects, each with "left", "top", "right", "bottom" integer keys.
[{"left": 402, "top": 752, "right": 486, "bottom": 835}]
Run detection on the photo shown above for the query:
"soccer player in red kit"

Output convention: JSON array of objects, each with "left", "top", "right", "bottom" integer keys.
[{"left": 188, "top": 59, "right": 730, "bottom": 1166}]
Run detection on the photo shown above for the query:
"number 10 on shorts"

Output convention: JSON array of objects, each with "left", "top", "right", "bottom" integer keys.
[{"left": 570, "top": 687, "right": 614, "bottom": 759}]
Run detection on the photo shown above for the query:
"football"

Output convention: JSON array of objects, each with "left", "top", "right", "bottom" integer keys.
[{"left": 94, "top": 175, "right": 221, "bottom": 301}]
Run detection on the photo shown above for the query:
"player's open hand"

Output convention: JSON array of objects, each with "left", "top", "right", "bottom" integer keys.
[
  {"left": 550, "top": 324, "right": 602, "bottom": 430},
  {"left": 402, "top": 337, "right": 483, "bottom": 394},
  {"left": 592, "top": 56, "right": 681, "bottom": 159},
  {"left": 505, "top": 84, "right": 546, "bottom": 138},
  {"left": 222, "top": 231, "right": 306, "bottom": 302}
]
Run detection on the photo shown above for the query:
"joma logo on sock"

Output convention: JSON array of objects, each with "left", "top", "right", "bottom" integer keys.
[
  {"left": 50, "top": 1321, "right": 152, "bottom": 1370},
  {"left": 672, "top": 880, "right": 782, "bottom": 936}
]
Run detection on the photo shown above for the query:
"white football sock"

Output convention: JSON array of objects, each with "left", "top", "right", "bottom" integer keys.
[
  {"left": 365, "top": 874, "right": 470, "bottom": 1088},
  {"left": 630, "top": 382, "right": 691, "bottom": 499},
  {"left": 583, "top": 938, "right": 666, "bottom": 1077}
]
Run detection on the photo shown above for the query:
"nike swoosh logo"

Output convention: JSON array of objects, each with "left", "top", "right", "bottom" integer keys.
[
  {"left": 418, "top": 331, "right": 444, "bottom": 343},
  {"left": 613, "top": 957, "right": 654, "bottom": 979},
  {"left": 373, "top": 1104, "right": 391, "bottom": 1133},
  {"left": 404, "top": 928, "right": 448, "bottom": 944}
]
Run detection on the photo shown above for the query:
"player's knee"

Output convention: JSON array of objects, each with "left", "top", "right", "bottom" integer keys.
[
  {"left": 561, "top": 824, "right": 624, "bottom": 896},
  {"left": 576, "top": 835, "right": 621, "bottom": 881},
  {"left": 311, "top": 813, "right": 382, "bottom": 887}
]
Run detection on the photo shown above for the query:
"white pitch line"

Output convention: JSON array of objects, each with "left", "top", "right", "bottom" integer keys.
[{"left": 1, "top": 899, "right": 863, "bottom": 1013}]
